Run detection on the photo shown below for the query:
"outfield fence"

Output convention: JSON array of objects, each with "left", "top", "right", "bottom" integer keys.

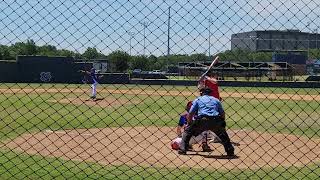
[{"left": 1, "top": 1, "right": 320, "bottom": 179}]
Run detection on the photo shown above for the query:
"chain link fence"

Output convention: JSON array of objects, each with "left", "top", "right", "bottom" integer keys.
[{"left": 1, "top": 0, "right": 320, "bottom": 179}]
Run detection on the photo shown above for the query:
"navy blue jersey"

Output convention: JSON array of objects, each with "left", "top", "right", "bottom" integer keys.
[
  {"left": 178, "top": 113, "right": 198, "bottom": 127},
  {"left": 178, "top": 114, "right": 187, "bottom": 127},
  {"left": 90, "top": 70, "right": 98, "bottom": 83},
  {"left": 87, "top": 68, "right": 98, "bottom": 84}
]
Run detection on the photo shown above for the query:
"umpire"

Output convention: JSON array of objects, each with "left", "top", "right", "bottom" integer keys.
[{"left": 178, "top": 87, "right": 235, "bottom": 156}]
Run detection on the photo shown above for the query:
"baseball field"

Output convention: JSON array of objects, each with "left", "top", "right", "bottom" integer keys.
[{"left": 0, "top": 83, "right": 320, "bottom": 179}]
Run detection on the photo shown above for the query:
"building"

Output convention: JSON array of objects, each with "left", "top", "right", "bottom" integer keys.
[{"left": 231, "top": 30, "right": 320, "bottom": 51}]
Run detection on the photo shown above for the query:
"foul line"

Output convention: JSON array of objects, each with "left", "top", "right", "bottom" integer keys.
[{"left": 44, "top": 130, "right": 93, "bottom": 137}]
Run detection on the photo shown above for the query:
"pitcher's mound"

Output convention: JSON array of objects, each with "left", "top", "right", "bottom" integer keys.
[{"left": 49, "top": 97, "right": 141, "bottom": 108}]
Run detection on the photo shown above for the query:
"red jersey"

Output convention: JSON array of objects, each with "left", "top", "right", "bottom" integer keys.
[{"left": 203, "top": 77, "right": 220, "bottom": 100}]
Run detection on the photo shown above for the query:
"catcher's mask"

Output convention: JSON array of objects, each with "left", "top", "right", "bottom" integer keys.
[{"left": 200, "top": 87, "right": 212, "bottom": 96}]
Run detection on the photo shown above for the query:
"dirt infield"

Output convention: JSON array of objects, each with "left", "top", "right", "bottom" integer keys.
[
  {"left": 48, "top": 97, "right": 141, "bottom": 108},
  {"left": 3, "top": 127, "right": 320, "bottom": 170}
]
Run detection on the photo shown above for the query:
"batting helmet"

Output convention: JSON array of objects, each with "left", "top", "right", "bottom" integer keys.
[
  {"left": 171, "top": 138, "right": 182, "bottom": 150},
  {"left": 200, "top": 87, "right": 212, "bottom": 95}
]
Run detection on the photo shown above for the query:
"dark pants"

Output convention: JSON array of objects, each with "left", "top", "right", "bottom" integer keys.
[{"left": 180, "top": 116, "right": 234, "bottom": 154}]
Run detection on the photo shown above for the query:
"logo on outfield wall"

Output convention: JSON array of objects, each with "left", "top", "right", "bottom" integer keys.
[{"left": 40, "top": 72, "right": 52, "bottom": 82}]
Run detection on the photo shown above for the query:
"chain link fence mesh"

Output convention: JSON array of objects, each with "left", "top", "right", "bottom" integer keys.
[{"left": 1, "top": 0, "right": 320, "bottom": 179}]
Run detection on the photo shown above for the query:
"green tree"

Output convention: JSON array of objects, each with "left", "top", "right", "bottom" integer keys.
[
  {"left": 82, "top": 47, "right": 100, "bottom": 60},
  {"left": 170, "top": 54, "right": 190, "bottom": 63},
  {"left": 37, "top": 44, "right": 57, "bottom": 56},
  {"left": 108, "top": 50, "right": 130, "bottom": 72},
  {"left": 190, "top": 53, "right": 207, "bottom": 62},
  {"left": 0, "top": 45, "right": 14, "bottom": 60},
  {"left": 219, "top": 49, "right": 249, "bottom": 62},
  {"left": 10, "top": 42, "right": 26, "bottom": 57},
  {"left": 11, "top": 39, "right": 37, "bottom": 56},
  {"left": 25, "top": 39, "right": 37, "bottom": 55},
  {"left": 309, "top": 49, "right": 320, "bottom": 59},
  {"left": 251, "top": 52, "right": 272, "bottom": 62},
  {"left": 158, "top": 54, "right": 191, "bottom": 69},
  {"left": 58, "top": 49, "right": 78, "bottom": 57},
  {"left": 148, "top": 55, "right": 159, "bottom": 70},
  {"left": 130, "top": 55, "right": 148, "bottom": 70},
  {"left": 36, "top": 44, "right": 82, "bottom": 58},
  {"left": 0, "top": 45, "right": 4, "bottom": 59}
]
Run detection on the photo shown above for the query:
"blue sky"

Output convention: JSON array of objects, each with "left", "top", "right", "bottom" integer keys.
[{"left": 0, "top": 0, "right": 319, "bottom": 56}]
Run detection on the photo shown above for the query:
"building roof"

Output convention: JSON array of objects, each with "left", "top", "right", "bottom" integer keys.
[
  {"left": 232, "top": 29, "right": 312, "bottom": 36},
  {"left": 178, "top": 61, "right": 292, "bottom": 70}
]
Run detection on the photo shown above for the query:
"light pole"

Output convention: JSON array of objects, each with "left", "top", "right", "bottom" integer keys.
[
  {"left": 167, "top": 6, "right": 171, "bottom": 72},
  {"left": 167, "top": 6, "right": 171, "bottom": 57},
  {"left": 315, "top": 28, "right": 318, "bottom": 49},
  {"left": 140, "top": 21, "right": 150, "bottom": 55},
  {"left": 249, "top": 35, "right": 257, "bottom": 52},
  {"left": 307, "top": 22, "right": 311, "bottom": 60},
  {"left": 128, "top": 31, "right": 135, "bottom": 56},
  {"left": 208, "top": 17, "right": 214, "bottom": 61}
]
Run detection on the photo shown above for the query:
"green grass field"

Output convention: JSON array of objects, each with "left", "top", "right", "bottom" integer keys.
[
  {"left": 0, "top": 83, "right": 320, "bottom": 179},
  {"left": 1, "top": 149, "right": 319, "bottom": 180}
]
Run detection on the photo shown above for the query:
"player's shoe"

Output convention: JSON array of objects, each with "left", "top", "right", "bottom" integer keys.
[
  {"left": 90, "top": 96, "right": 97, "bottom": 101},
  {"left": 178, "top": 149, "right": 187, "bottom": 155},
  {"left": 202, "top": 143, "right": 212, "bottom": 152},
  {"left": 227, "top": 150, "right": 235, "bottom": 157}
]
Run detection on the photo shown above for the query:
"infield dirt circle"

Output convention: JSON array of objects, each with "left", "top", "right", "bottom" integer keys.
[{"left": 4, "top": 126, "right": 320, "bottom": 170}]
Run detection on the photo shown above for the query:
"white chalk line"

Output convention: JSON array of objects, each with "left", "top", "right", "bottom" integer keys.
[{"left": 44, "top": 130, "right": 93, "bottom": 137}]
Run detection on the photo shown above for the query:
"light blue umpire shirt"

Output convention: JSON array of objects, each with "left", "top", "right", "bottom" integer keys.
[{"left": 189, "top": 95, "right": 224, "bottom": 117}]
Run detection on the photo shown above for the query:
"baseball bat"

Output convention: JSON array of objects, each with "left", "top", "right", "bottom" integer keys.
[
  {"left": 199, "top": 55, "right": 220, "bottom": 80},
  {"left": 204, "top": 55, "right": 219, "bottom": 74}
]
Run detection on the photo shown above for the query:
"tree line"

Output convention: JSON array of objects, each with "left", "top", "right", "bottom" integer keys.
[{"left": 1, "top": 40, "right": 319, "bottom": 72}]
